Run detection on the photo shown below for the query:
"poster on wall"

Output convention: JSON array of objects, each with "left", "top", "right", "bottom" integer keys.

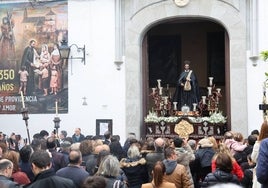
[{"left": 0, "top": 0, "right": 68, "bottom": 114}]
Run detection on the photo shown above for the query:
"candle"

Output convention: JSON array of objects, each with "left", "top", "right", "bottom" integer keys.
[
  {"left": 209, "top": 77, "right": 214, "bottom": 86},
  {"left": 157, "top": 79, "right": 161, "bottom": 88},
  {"left": 173, "top": 102, "right": 177, "bottom": 111},
  {"left": 202, "top": 96, "right": 206, "bottom": 104},
  {"left": 159, "top": 87, "right": 163, "bottom": 95},
  {"left": 167, "top": 84, "right": 169, "bottom": 90},
  {"left": 55, "top": 100, "right": 58, "bottom": 116},
  {"left": 216, "top": 88, "right": 221, "bottom": 94},
  {"left": 152, "top": 88, "right": 156, "bottom": 95},
  {"left": 207, "top": 87, "right": 212, "bottom": 96},
  {"left": 193, "top": 103, "right": 197, "bottom": 111},
  {"left": 20, "top": 91, "right": 25, "bottom": 108}
]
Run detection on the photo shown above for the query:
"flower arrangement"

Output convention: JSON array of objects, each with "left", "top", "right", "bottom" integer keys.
[
  {"left": 260, "top": 50, "right": 268, "bottom": 62},
  {"left": 144, "top": 111, "right": 227, "bottom": 124}
]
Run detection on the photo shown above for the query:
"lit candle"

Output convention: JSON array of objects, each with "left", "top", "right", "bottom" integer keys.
[
  {"left": 55, "top": 100, "right": 58, "bottom": 116},
  {"left": 209, "top": 77, "right": 214, "bottom": 86},
  {"left": 20, "top": 91, "right": 25, "bottom": 108},
  {"left": 202, "top": 96, "right": 206, "bottom": 104}
]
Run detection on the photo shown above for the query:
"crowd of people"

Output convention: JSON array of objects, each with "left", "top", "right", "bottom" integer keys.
[{"left": 1, "top": 121, "right": 268, "bottom": 188}]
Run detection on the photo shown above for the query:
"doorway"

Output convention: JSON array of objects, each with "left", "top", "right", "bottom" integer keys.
[{"left": 142, "top": 19, "right": 230, "bottom": 135}]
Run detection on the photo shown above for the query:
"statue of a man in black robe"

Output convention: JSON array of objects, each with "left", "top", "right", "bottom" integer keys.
[{"left": 173, "top": 60, "right": 200, "bottom": 111}]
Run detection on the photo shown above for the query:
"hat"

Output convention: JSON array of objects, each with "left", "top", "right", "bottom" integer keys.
[
  {"left": 198, "top": 138, "right": 213, "bottom": 148},
  {"left": 60, "top": 141, "right": 71, "bottom": 148}
]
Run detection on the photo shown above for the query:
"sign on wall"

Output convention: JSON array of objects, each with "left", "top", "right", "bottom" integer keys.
[{"left": 0, "top": 0, "right": 68, "bottom": 114}]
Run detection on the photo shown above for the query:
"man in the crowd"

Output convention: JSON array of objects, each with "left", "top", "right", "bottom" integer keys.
[
  {"left": 0, "top": 159, "right": 22, "bottom": 187},
  {"left": 26, "top": 150, "right": 75, "bottom": 188}
]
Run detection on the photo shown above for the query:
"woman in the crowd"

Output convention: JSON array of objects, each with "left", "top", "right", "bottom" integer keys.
[
  {"left": 141, "top": 161, "right": 175, "bottom": 188},
  {"left": 211, "top": 143, "right": 244, "bottom": 181},
  {"left": 96, "top": 155, "right": 128, "bottom": 188},
  {"left": 201, "top": 152, "right": 240, "bottom": 187},
  {"left": 4, "top": 150, "right": 31, "bottom": 185},
  {"left": 120, "top": 145, "right": 148, "bottom": 188}
]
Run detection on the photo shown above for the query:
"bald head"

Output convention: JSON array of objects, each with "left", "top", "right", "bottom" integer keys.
[
  {"left": 68, "top": 150, "right": 82, "bottom": 165},
  {"left": 154, "top": 138, "right": 165, "bottom": 152}
]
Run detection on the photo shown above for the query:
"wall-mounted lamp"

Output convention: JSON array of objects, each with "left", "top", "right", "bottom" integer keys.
[
  {"left": 59, "top": 40, "right": 86, "bottom": 65},
  {"left": 114, "top": 60, "right": 123, "bottom": 70},
  {"left": 249, "top": 55, "right": 259, "bottom": 66}
]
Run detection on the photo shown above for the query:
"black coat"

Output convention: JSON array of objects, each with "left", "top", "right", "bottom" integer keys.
[
  {"left": 200, "top": 169, "right": 240, "bottom": 188},
  {"left": 25, "top": 168, "right": 75, "bottom": 188}
]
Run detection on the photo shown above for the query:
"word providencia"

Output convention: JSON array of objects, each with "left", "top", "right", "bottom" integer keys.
[{"left": 0, "top": 96, "right": 38, "bottom": 112}]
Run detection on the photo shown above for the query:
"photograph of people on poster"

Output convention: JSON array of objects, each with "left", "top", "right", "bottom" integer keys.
[{"left": 0, "top": 0, "right": 68, "bottom": 114}]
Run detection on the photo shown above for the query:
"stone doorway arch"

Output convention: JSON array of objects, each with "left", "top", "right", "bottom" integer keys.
[{"left": 124, "top": 1, "right": 247, "bottom": 138}]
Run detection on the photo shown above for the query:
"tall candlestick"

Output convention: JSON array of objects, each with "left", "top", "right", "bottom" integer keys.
[
  {"left": 20, "top": 91, "right": 25, "bottom": 108},
  {"left": 202, "top": 96, "right": 206, "bottom": 104},
  {"left": 193, "top": 103, "right": 197, "bottom": 111},
  {"left": 157, "top": 79, "right": 161, "bottom": 88},
  {"left": 173, "top": 102, "right": 177, "bottom": 111},
  {"left": 207, "top": 87, "right": 212, "bottom": 96},
  {"left": 159, "top": 87, "right": 163, "bottom": 95},
  {"left": 152, "top": 88, "right": 156, "bottom": 95},
  {"left": 55, "top": 100, "right": 58, "bottom": 116},
  {"left": 209, "top": 77, "right": 214, "bottom": 86}
]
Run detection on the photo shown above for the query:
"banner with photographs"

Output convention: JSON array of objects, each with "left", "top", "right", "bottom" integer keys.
[{"left": 0, "top": 0, "right": 68, "bottom": 114}]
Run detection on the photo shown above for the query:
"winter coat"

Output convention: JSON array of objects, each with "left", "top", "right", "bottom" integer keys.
[
  {"left": 201, "top": 169, "right": 240, "bottom": 187},
  {"left": 120, "top": 157, "right": 148, "bottom": 188},
  {"left": 25, "top": 168, "right": 75, "bottom": 188},
  {"left": 163, "top": 159, "right": 192, "bottom": 188}
]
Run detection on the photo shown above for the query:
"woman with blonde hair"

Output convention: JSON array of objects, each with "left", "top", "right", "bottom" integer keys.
[
  {"left": 211, "top": 143, "right": 244, "bottom": 181},
  {"left": 3, "top": 150, "right": 30, "bottom": 185},
  {"left": 141, "top": 161, "right": 175, "bottom": 188}
]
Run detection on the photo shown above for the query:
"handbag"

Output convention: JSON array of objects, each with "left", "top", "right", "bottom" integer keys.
[{"left": 184, "top": 70, "right": 192, "bottom": 91}]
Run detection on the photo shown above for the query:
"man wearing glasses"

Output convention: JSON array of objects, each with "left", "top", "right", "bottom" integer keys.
[{"left": 0, "top": 159, "right": 22, "bottom": 187}]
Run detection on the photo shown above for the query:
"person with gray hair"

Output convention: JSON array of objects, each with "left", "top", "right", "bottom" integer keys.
[
  {"left": 120, "top": 145, "right": 148, "bottom": 187},
  {"left": 0, "top": 159, "right": 22, "bottom": 188},
  {"left": 96, "top": 155, "right": 127, "bottom": 188}
]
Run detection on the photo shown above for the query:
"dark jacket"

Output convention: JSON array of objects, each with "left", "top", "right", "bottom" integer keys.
[
  {"left": 101, "top": 176, "right": 127, "bottom": 188},
  {"left": 71, "top": 134, "right": 85, "bottom": 143},
  {"left": 145, "top": 151, "right": 165, "bottom": 181},
  {"left": 256, "top": 137, "right": 268, "bottom": 188},
  {"left": 0, "top": 175, "right": 22, "bottom": 188},
  {"left": 195, "top": 147, "right": 215, "bottom": 181},
  {"left": 120, "top": 157, "right": 148, "bottom": 188},
  {"left": 48, "top": 149, "right": 67, "bottom": 172},
  {"left": 201, "top": 169, "right": 240, "bottom": 188},
  {"left": 25, "top": 168, "right": 75, "bottom": 188}
]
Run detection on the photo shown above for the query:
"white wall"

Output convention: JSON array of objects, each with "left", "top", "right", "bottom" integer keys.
[
  {"left": 0, "top": 0, "right": 127, "bottom": 143},
  {"left": 247, "top": 0, "right": 268, "bottom": 133}
]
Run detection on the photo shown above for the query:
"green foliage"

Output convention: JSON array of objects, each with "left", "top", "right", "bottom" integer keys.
[{"left": 260, "top": 50, "right": 268, "bottom": 61}]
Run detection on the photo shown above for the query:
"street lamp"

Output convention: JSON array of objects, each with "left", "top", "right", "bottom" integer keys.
[
  {"left": 21, "top": 107, "right": 31, "bottom": 144},
  {"left": 53, "top": 116, "right": 61, "bottom": 138}
]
